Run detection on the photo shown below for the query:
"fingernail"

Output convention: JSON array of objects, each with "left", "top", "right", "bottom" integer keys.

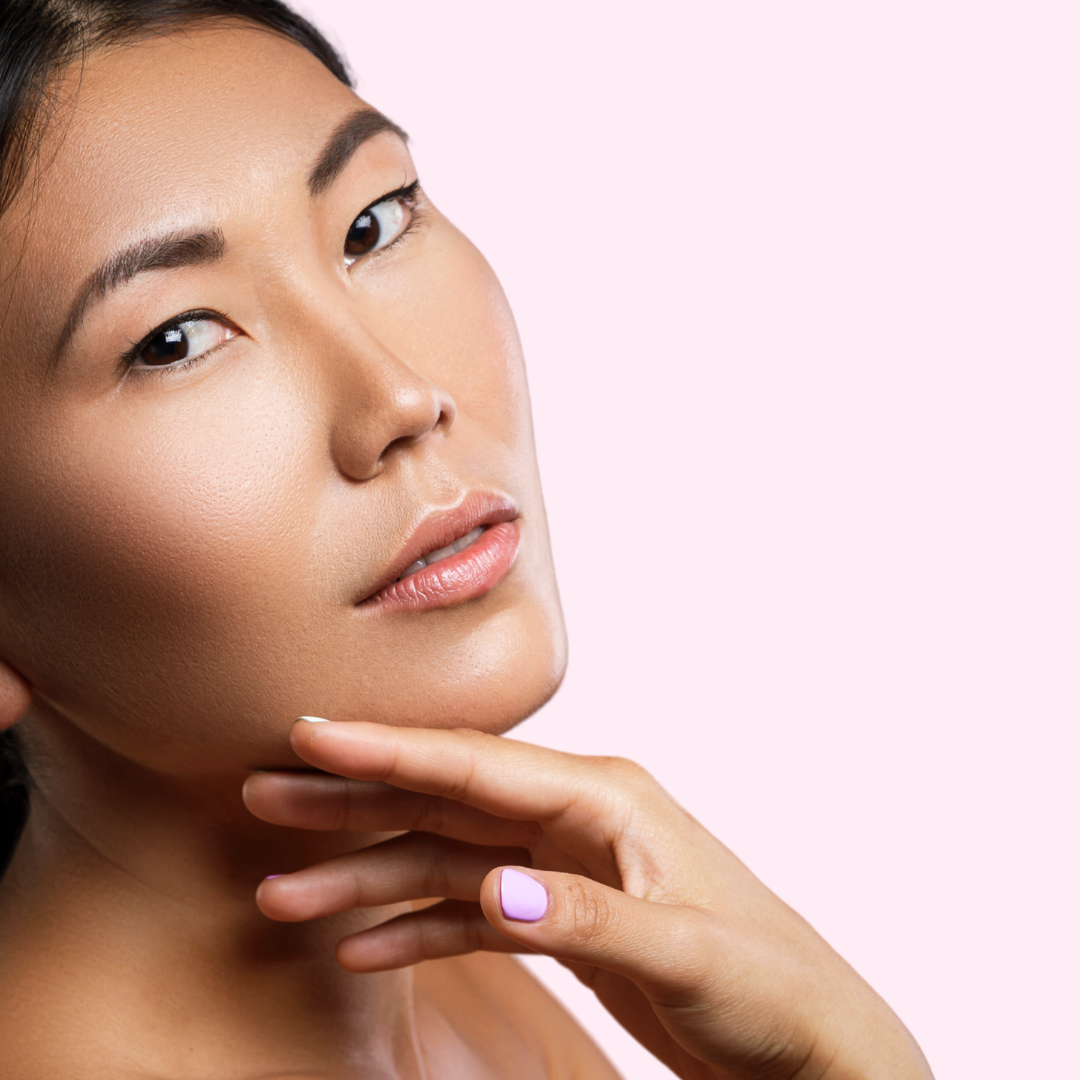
[
  {"left": 500, "top": 868, "right": 548, "bottom": 922},
  {"left": 297, "top": 716, "right": 330, "bottom": 723},
  {"left": 264, "top": 874, "right": 284, "bottom": 881}
]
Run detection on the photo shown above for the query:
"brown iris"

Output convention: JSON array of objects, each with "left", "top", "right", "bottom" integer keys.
[
  {"left": 345, "top": 211, "right": 379, "bottom": 257},
  {"left": 141, "top": 326, "right": 189, "bottom": 366}
]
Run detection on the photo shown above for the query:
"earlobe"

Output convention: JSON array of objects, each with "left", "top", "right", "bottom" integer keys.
[{"left": 0, "top": 660, "right": 32, "bottom": 731}]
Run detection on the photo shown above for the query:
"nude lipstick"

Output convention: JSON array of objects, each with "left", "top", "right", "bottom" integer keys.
[{"left": 358, "top": 494, "right": 520, "bottom": 614}]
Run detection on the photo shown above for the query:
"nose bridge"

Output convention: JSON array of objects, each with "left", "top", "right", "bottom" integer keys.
[{"left": 305, "top": 291, "right": 456, "bottom": 482}]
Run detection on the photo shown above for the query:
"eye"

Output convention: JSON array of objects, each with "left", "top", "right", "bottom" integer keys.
[
  {"left": 131, "top": 316, "right": 237, "bottom": 370},
  {"left": 344, "top": 193, "right": 411, "bottom": 263}
]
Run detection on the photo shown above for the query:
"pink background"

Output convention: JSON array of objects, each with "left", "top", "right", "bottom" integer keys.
[{"left": 300, "top": 2, "right": 1078, "bottom": 1075}]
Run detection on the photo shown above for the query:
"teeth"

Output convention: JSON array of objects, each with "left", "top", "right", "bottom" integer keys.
[
  {"left": 395, "top": 526, "right": 486, "bottom": 582},
  {"left": 425, "top": 541, "right": 457, "bottom": 564},
  {"left": 453, "top": 527, "right": 484, "bottom": 553}
]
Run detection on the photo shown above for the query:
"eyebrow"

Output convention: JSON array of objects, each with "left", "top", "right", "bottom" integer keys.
[
  {"left": 53, "top": 108, "right": 407, "bottom": 365},
  {"left": 307, "top": 107, "right": 409, "bottom": 196},
  {"left": 54, "top": 228, "right": 225, "bottom": 363}
]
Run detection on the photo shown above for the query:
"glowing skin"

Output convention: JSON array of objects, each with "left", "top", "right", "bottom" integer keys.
[
  {"left": 0, "top": 22, "right": 934, "bottom": 1080},
  {"left": 0, "top": 24, "right": 590, "bottom": 1080},
  {"left": 0, "top": 29, "right": 567, "bottom": 777}
]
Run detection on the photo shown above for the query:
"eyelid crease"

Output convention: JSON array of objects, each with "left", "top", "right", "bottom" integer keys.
[
  {"left": 347, "top": 180, "right": 425, "bottom": 265},
  {"left": 353, "top": 178, "right": 422, "bottom": 224},
  {"left": 374, "top": 178, "right": 421, "bottom": 207},
  {"left": 116, "top": 181, "right": 424, "bottom": 376}
]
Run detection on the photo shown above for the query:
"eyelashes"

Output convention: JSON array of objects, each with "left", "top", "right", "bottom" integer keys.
[
  {"left": 121, "top": 310, "right": 238, "bottom": 373},
  {"left": 345, "top": 179, "right": 422, "bottom": 265},
  {"left": 119, "top": 179, "right": 425, "bottom": 378}
]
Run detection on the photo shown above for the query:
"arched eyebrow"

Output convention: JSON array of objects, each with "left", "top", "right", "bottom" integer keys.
[
  {"left": 51, "top": 108, "right": 407, "bottom": 368},
  {"left": 53, "top": 229, "right": 226, "bottom": 366},
  {"left": 307, "top": 108, "right": 409, "bottom": 197}
]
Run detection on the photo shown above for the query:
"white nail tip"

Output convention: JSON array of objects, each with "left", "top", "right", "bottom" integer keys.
[{"left": 297, "top": 715, "right": 330, "bottom": 723}]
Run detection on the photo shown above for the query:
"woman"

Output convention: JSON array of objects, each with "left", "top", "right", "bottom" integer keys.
[{"left": 0, "top": 1, "right": 933, "bottom": 1076}]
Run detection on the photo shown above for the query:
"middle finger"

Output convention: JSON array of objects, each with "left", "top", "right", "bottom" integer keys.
[{"left": 256, "top": 832, "right": 530, "bottom": 922}]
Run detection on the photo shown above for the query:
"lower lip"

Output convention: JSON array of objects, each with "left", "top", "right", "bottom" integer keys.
[{"left": 360, "top": 521, "right": 521, "bottom": 614}]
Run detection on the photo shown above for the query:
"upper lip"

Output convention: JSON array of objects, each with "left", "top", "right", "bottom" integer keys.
[{"left": 357, "top": 490, "right": 519, "bottom": 604}]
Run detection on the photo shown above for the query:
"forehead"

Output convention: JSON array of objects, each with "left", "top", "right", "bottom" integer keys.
[{"left": 2, "top": 25, "right": 361, "bottom": 354}]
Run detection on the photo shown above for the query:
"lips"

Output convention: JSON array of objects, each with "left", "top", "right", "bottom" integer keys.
[
  {"left": 396, "top": 525, "right": 486, "bottom": 581},
  {"left": 358, "top": 493, "right": 521, "bottom": 614}
]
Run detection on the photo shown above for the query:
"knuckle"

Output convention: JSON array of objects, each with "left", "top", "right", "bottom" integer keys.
[
  {"left": 606, "top": 755, "right": 653, "bottom": 788},
  {"left": 520, "top": 819, "right": 543, "bottom": 849},
  {"left": 565, "top": 878, "right": 615, "bottom": 943},
  {"left": 430, "top": 748, "right": 479, "bottom": 803},
  {"left": 581, "top": 756, "right": 656, "bottom": 829},
  {"left": 424, "top": 842, "right": 453, "bottom": 897},
  {"left": 339, "top": 778, "right": 359, "bottom": 830},
  {"left": 414, "top": 794, "right": 447, "bottom": 834},
  {"left": 448, "top": 725, "right": 488, "bottom": 741},
  {"left": 588, "top": 756, "right": 654, "bottom": 808},
  {"left": 462, "top": 913, "right": 487, "bottom": 954}
]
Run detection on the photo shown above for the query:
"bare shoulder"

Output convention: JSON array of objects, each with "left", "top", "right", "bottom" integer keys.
[{"left": 414, "top": 953, "right": 623, "bottom": 1080}]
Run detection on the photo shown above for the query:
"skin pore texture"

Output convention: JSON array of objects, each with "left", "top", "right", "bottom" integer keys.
[
  {"left": 0, "top": 23, "right": 593, "bottom": 1080},
  {"left": 0, "top": 19, "right": 936, "bottom": 1080}
]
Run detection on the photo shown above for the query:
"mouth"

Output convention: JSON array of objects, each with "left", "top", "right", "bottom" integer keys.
[
  {"left": 394, "top": 525, "right": 487, "bottom": 581},
  {"left": 358, "top": 493, "right": 521, "bottom": 614}
]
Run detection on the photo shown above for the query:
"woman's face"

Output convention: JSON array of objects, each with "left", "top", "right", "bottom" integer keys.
[{"left": 0, "top": 25, "right": 566, "bottom": 776}]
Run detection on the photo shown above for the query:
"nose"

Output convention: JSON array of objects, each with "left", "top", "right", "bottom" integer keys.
[{"left": 323, "top": 324, "right": 457, "bottom": 482}]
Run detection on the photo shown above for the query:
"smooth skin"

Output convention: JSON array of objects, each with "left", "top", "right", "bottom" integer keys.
[
  {"left": 0, "top": 18, "right": 931, "bottom": 1080},
  {"left": 246, "top": 720, "right": 932, "bottom": 1080}
]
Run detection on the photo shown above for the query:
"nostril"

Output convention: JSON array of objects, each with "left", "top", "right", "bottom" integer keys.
[
  {"left": 378, "top": 432, "right": 423, "bottom": 463},
  {"left": 375, "top": 393, "right": 454, "bottom": 464},
  {"left": 328, "top": 348, "right": 457, "bottom": 481}
]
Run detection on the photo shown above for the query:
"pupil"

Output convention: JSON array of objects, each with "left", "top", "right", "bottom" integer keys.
[
  {"left": 345, "top": 211, "right": 380, "bottom": 257},
  {"left": 142, "top": 326, "right": 189, "bottom": 366}
]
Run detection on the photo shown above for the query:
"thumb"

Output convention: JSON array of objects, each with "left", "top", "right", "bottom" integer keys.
[{"left": 480, "top": 866, "right": 701, "bottom": 997}]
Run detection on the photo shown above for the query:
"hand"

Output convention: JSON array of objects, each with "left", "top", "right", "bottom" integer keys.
[{"left": 243, "top": 721, "right": 932, "bottom": 1080}]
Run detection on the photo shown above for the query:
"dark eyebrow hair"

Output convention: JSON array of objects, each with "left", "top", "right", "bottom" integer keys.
[
  {"left": 54, "top": 228, "right": 225, "bottom": 363},
  {"left": 307, "top": 108, "right": 409, "bottom": 196},
  {"left": 50, "top": 110, "right": 404, "bottom": 366}
]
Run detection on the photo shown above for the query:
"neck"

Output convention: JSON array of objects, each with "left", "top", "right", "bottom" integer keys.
[{"left": 0, "top": 704, "right": 428, "bottom": 1080}]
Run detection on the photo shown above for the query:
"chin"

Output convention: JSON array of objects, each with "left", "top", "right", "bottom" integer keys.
[{"left": 320, "top": 606, "right": 568, "bottom": 738}]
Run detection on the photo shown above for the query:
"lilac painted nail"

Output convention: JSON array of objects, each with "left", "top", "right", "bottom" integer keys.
[
  {"left": 264, "top": 875, "right": 284, "bottom": 881},
  {"left": 500, "top": 868, "right": 548, "bottom": 922}
]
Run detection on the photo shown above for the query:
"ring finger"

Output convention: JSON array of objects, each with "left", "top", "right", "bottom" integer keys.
[{"left": 256, "top": 833, "right": 531, "bottom": 921}]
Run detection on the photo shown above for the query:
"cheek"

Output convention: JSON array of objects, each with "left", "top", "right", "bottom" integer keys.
[
  {"left": 0, "top": 361, "right": 318, "bottom": 718},
  {"left": 361, "top": 222, "right": 535, "bottom": 451}
]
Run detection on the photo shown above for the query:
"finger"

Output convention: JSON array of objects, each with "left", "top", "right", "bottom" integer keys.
[
  {"left": 335, "top": 900, "right": 527, "bottom": 973},
  {"left": 243, "top": 771, "right": 537, "bottom": 848},
  {"left": 479, "top": 867, "right": 706, "bottom": 1005},
  {"left": 288, "top": 719, "right": 656, "bottom": 838},
  {"left": 256, "top": 833, "right": 530, "bottom": 921}
]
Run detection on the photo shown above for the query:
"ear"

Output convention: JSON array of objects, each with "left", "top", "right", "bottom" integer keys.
[{"left": 0, "top": 659, "right": 31, "bottom": 731}]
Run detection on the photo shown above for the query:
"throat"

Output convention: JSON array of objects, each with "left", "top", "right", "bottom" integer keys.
[{"left": 0, "top": 785, "right": 428, "bottom": 1079}]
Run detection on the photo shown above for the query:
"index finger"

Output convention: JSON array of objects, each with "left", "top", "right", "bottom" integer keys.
[{"left": 289, "top": 719, "right": 618, "bottom": 832}]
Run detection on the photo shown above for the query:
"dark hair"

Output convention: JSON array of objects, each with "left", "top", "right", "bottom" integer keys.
[
  {"left": 0, "top": 0, "right": 351, "bottom": 217},
  {"left": 0, "top": 0, "right": 351, "bottom": 875}
]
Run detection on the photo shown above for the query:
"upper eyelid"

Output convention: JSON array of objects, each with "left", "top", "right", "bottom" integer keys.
[
  {"left": 346, "top": 182, "right": 424, "bottom": 263},
  {"left": 355, "top": 179, "right": 422, "bottom": 219},
  {"left": 121, "top": 310, "right": 230, "bottom": 367},
  {"left": 120, "top": 182, "right": 423, "bottom": 366}
]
